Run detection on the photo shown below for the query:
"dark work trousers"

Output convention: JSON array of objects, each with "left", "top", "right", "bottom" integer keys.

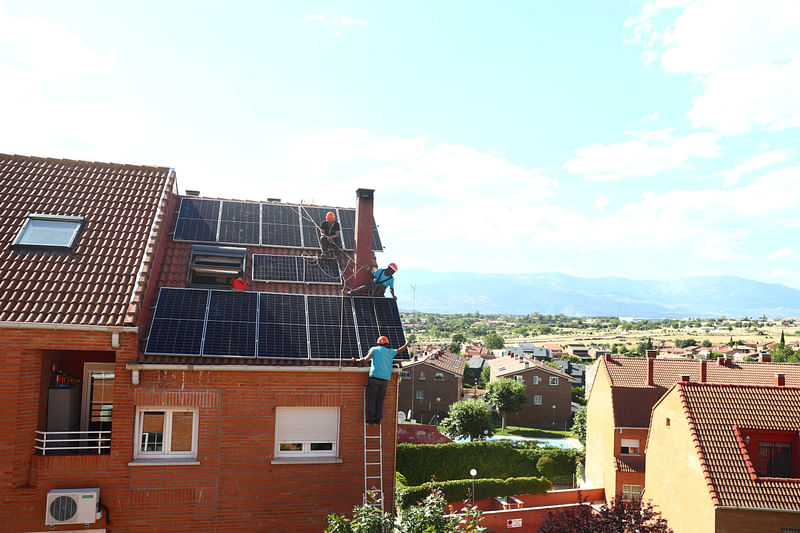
[
  {"left": 365, "top": 377, "right": 389, "bottom": 424},
  {"left": 319, "top": 235, "right": 339, "bottom": 254}
]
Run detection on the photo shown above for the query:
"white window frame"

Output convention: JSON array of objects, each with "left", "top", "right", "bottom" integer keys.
[
  {"left": 549, "top": 376, "right": 559, "bottom": 386},
  {"left": 133, "top": 407, "right": 199, "bottom": 460},
  {"left": 13, "top": 214, "right": 84, "bottom": 249},
  {"left": 434, "top": 372, "right": 445, "bottom": 381},
  {"left": 533, "top": 375, "right": 542, "bottom": 385},
  {"left": 400, "top": 371, "right": 411, "bottom": 379},
  {"left": 620, "top": 438, "right": 641, "bottom": 455},
  {"left": 274, "top": 407, "right": 339, "bottom": 459},
  {"left": 418, "top": 371, "right": 426, "bottom": 380},
  {"left": 533, "top": 395, "right": 543, "bottom": 405},
  {"left": 514, "top": 375, "right": 524, "bottom": 383},
  {"left": 622, "top": 484, "right": 642, "bottom": 500},
  {"left": 416, "top": 389, "right": 424, "bottom": 400},
  {"left": 80, "top": 363, "right": 115, "bottom": 431}
]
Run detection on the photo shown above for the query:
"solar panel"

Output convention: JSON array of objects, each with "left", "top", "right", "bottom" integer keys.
[
  {"left": 307, "top": 295, "right": 359, "bottom": 359},
  {"left": 173, "top": 198, "right": 220, "bottom": 242},
  {"left": 299, "top": 206, "right": 343, "bottom": 250},
  {"left": 203, "top": 290, "right": 258, "bottom": 357},
  {"left": 252, "top": 254, "right": 299, "bottom": 282},
  {"left": 299, "top": 257, "right": 342, "bottom": 284},
  {"left": 352, "top": 297, "right": 408, "bottom": 359},
  {"left": 258, "top": 293, "right": 308, "bottom": 358},
  {"left": 261, "top": 204, "right": 302, "bottom": 247},
  {"left": 219, "top": 201, "right": 260, "bottom": 245},
  {"left": 145, "top": 288, "right": 209, "bottom": 355},
  {"left": 336, "top": 208, "right": 383, "bottom": 251}
]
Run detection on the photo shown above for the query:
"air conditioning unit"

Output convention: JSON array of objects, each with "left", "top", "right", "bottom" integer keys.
[{"left": 45, "top": 488, "right": 102, "bottom": 526}]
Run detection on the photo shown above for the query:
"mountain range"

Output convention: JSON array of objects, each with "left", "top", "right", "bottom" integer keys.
[{"left": 397, "top": 269, "right": 800, "bottom": 318}]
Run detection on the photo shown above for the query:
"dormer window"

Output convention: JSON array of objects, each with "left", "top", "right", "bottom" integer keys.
[
  {"left": 187, "top": 245, "right": 246, "bottom": 288},
  {"left": 758, "top": 441, "right": 793, "bottom": 478},
  {"left": 13, "top": 214, "right": 84, "bottom": 250},
  {"left": 737, "top": 426, "right": 800, "bottom": 480}
]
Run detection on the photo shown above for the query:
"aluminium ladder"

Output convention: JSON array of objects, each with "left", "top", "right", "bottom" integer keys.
[{"left": 363, "top": 392, "right": 385, "bottom": 511}]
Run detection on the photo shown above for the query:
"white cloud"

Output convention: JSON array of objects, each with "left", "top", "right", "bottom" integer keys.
[
  {"left": 563, "top": 129, "right": 721, "bottom": 181},
  {"left": 628, "top": 0, "right": 800, "bottom": 134},
  {"left": 716, "top": 149, "right": 792, "bottom": 186},
  {"left": 594, "top": 195, "right": 611, "bottom": 210},
  {"left": 767, "top": 249, "right": 796, "bottom": 260},
  {"left": 641, "top": 112, "right": 660, "bottom": 122},
  {"left": 762, "top": 268, "right": 800, "bottom": 290},
  {"left": 305, "top": 13, "right": 368, "bottom": 36}
]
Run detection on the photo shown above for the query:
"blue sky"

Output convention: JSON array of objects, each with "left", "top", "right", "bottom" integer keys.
[{"left": 2, "top": 1, "right": 799, "bottom": 290}]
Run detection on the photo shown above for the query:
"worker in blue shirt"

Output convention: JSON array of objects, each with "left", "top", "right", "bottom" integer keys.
[
  {"left": 355, "top": 335, "right": 409, "bottom": 424},
  {"left": 348, "top": 262, "right": 398, "bottom": 299}
]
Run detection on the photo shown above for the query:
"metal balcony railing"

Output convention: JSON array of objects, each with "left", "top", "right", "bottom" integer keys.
[{"left": 34, "top": 430, "right": 111, "bottom": 455}]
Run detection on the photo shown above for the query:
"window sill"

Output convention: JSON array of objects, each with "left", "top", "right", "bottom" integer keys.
[
  {"left": 128, "top": 458, "right": 200, "bottom": 466},
  {"left": 271, "top": 456, "right": 343, "bottom": 465}
]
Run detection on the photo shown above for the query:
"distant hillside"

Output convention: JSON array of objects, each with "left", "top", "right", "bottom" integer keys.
[{"left": 397, "top": 270, "right": 800, "bottom": 318}]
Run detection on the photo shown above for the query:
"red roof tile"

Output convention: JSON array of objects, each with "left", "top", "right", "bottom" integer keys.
[
  {"left": 0, "top": 154, "right": 173, "bottom": 326},
  {"left": 675, "top": 383, "right": 800, "bottom": 510},
  {"left": 615, "top": 455, "right": 645, "bottom": 473},
  {"left": 403, "top": 348, "right": 465, "bottom": 376}
]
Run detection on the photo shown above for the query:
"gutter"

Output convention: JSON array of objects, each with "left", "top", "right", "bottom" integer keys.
[
  {"left": 126, "top": 363, "right": 400, "bottom": 374},
  {"left": 715, "top": 505, "right": 800, "bottom": 514},
  {"left": 0, "top": 322, "right": 137, "bottom": 333}
]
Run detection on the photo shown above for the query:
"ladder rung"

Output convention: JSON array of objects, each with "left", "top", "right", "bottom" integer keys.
[
  {"left": 366, "top": 462, "right": 381, "bottom": 465},
  {"left": 365, "top": 435, "right": 381, "bottom": 438}
]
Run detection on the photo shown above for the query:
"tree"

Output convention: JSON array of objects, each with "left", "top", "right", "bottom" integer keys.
[
  {"left": 701, "top": 339, "right": 712, "bottom": 348},
  {"left": 440, "top": 399, "right": 493, "bottom": 441},
  {"left": 449, "top": 342, "right": 461, "bottom": 355},
  {"left": 571, "top": 407, "right": 587, "bottom": 446},
  {"left": 781, "top": 330, "right": 786, "bottom": 347},
  {"left": 485, "top": 378, "right": 527, "bottom": 428},
  {"left": 479, "top": 364, "right": 491, "bottom": 384},
  {"left": 571, "top": 387, "right": 586, "bottom": 406},
  {"left": 483, "top": 333, "right": 505, "bottom": 350},
  {"left": 536, "top": 496, "right": 673, "bottom": 533},
  {"left": 452, "top": 332, "right": 467, "bottom": 344}
]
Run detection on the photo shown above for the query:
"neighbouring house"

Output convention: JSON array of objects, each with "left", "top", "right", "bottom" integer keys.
[
  {"left": 564, "top": 343, "right": 590, "bottom": 360},
  {"left": 585, "top": 354, "right": 800, "bottom": 505},
  {"left": 504, "top": 342, "right": 552, "bottom": 360},
  {"left": 646, "top": 381, "right": 800, "bottom": 533},
  {"left": 551, "top": 360, "right": 587, "bottom": 389},
  {"left": 399, "top": 348, "right": 465, "bottom": 424},
  {"left": 0, "top": 153, "right": 406, "bottom": 533},
  {"left": 464, "top": 343, "right": 493, "bottom": 359},
  {"left": 543, "top": 343, "right": 564, "bottom": 358},
  {"left": 465, "top": 356, "right": 486, "bottom": 383},
  {"left": 587, "top": 345, "right": 610, "bottom": 360},
  {"left": 487, "top": 356, "right": 574, "bottom": 428}
]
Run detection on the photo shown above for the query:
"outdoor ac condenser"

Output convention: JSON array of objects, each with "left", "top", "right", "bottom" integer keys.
[{"left": 45, "top": 488, "right": 102, "bottom": 526}]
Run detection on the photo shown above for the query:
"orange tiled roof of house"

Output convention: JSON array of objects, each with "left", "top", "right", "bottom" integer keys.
[
  {"left": 490, "top": 356, "right": 573, "bottom": 381},
  {"left": 669, "top": 382, "right": 800, "bottom": 510},
  {"left": 404, "top": 348, "right": 465, "bottom": 376},
  {"left": 0, "top": 153, "right": 173, "bottom": 326}
]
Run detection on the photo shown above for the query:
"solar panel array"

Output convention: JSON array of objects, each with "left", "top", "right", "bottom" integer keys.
[
  {"left": 174, "top": 198, "right": 382, "bottom": 251},
  {"left": 145, "top": 287, "right": 407, "bottom": 360},
  {"left": 251, "top": 254, "right": 342, "bottom": 284}
]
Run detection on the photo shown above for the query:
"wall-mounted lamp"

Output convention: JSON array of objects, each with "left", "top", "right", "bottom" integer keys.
[
  {"left": 131, "top": 370, "right": 140, "bottom": 386},
  {"left": 744, "top": 435, "right": 750, "bottom": 444},
  {"left": 111, "top": 332, "right": 120, "bottom": 349}
]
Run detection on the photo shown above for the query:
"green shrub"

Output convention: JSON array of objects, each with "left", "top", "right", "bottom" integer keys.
[
  {"left": 536, "top": 456, "right": 556, "bottom": 477},
  {"left": 396, "top": 476, "right": 551, "bottom": 508}
]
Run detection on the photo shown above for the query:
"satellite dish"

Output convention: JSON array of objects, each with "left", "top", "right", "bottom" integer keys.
[{"left": 397, "top": 411, "right": 407, "bottom": 423}]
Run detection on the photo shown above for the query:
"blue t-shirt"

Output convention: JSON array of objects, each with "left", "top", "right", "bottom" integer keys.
[
  {"left": 368, "top": 346, "right": 397, "bottom": 380},
  {"left": 373, "top": 269, "right": 395, "bottom": 289}
]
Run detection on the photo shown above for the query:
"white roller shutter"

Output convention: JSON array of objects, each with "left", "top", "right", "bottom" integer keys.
[
  {"left": 621, "top": 439, "right": 640, "bottom": 448},
  {"left": 275, "top": 407, "right": 339, "bottom": 455}
]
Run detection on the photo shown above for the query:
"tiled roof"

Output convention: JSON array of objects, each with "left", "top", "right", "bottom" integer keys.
[
  {"left": 615, "top": 456, "right": 645, "bottom": 473},
  {"left": 675, "top": 383, "right": 800, "bottom": 510},
  {"left": 0, "top": 154, "right": 172, "bottom": 326},
  {"left": 611, "top": 387, "right": 666, "bottom": 427},
  {"left": 489, "top": 356, "right": 573, "bottom": 381},
  {"left": 403, "top": 349, "right": 465, "bottom": 376}
]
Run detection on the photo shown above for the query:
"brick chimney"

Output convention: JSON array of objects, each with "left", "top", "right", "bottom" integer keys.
[
  {"left": 775, "top": 373, "right": 786, "bottom": 387},
  {"left": 700, "top": 360, "right": 707, "bottom": 383},
  {"left": 680, "top": 375, "right": 690, "bottom": 383},
  {"left": 759, "top": 353, "right": 771, "bottom": 363},
  {"left": 646, "top": 350, "right": 658, "bottom": 359},
  {"left": 354, "top": 188, "right": 375, "bottom": 288},
  {"left": 647, "top": 358, "right": 654, "bottom": 386},
  {"left": 604, "top": 354, "right": 613, "bottom": 362}
]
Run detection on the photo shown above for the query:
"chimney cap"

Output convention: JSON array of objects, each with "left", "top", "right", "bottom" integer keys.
[
  {"left": 356, "top": 188, "right": 375, "bottom": 198},
  {"left": 680, "top": 375, "right": 691, "bottom": 383},
  {"left": 185, "top": 189, "right": 200, "bottom": 197}
]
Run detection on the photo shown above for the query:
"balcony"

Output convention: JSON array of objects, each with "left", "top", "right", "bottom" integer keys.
[{"left": 35, "top": 430, "right": 111, "bottom": 455}]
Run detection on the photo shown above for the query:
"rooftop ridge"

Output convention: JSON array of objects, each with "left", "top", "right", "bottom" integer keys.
[{"left": 0, "top": 152, "right": 172, "bottom": 172}]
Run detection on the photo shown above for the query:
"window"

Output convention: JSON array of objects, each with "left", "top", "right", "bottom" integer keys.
[
  {"left": 758, "top": 441, "right": 792, "bottom": 478},
  {"left": 534, "top": 395, "right": 542, "bottom": 405},
  {"left": 621, "top": 439, "right": 640, "bottom": 455},
  {"left": 400, "top": 371, "right": 411, "bottom": 379},
  {"left": 514, "top": 375, "right": 524, "bottom": 383},
  {"left": 549, "top": 376, "right": 559, "bottom": 386},
  {"left": 418, "top": 371, "right": 426, "bottom": 381},
  {"left": 622, "top": 484, "right": 642, "bottom": 501},
  {"left": 13, "top": 214, "right": 84, "bottom": 249},
  {"left": 275, "top": 407, "right": 339, "bottom": 459},
  {"left": 434, "top": 372, "right": 445, "bottom": 381},
  {"left": 416, "top": 389, "right": 424, "bottom": 400},
  {"left": 782, "top": 529, "right": 800, "bottom": 533},
  {"left": 187, "top": 244, "right": 246, "bottom": 288},
  {"left": 134, "top": 408, "right": 198, "bottom": 460},
  {"left": 533, "top": 375, "right": 542, "bottom": 385}
]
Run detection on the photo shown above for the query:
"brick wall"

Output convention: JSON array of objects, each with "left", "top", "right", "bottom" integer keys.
[
  {"left": 398, "top": 362, "right": 461, "bottom": 424},
  {"left": 0, "top": 327, "right": 397, "bottom": 533},
  {"left": 504, "top": 368, "right": 572, "bottom": 429}
]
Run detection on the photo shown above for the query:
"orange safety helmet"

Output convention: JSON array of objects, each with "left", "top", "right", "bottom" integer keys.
[
  {"left": 326, "top": 211, "right": 335, "bottom": 222},
  {"left": 377, "top": 336, "right": 389, "bottom": 345},
  {"left": 388, "top": 262, "right": 398, "bottom": 271}
]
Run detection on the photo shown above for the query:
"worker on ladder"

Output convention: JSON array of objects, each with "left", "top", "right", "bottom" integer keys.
[
  {"left": 355, "top": 336, "right": 409, "bottom": 424},
  {"left": 348, "top": 263, "right": 398, "bottom": 299}
]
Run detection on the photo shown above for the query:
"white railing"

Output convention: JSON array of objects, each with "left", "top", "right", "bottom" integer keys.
[{"left": 34, "top": 430, "right": 111, "bottom": 455}]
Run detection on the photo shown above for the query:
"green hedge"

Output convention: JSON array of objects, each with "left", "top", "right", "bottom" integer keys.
[
  {"left": 396, "top": 440, "right": 582, "bottom": 486},
  {"left": 396, "top": 476, "right": 552, "bottom": 508}
]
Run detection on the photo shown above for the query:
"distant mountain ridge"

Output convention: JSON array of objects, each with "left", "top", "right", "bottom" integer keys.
[{"left": 398, "top": 269, "right": 800, "bottom": 318}]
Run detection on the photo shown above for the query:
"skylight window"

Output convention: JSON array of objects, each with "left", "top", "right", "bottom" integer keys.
[{"left": 14, "top": 214, "right": 84, "bottom": 249}]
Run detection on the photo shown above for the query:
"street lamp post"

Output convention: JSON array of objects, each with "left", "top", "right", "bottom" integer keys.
[
  {"left": 552, "top": 405, "right": 557, "bottom": 426},
  {"left": 470, "top": 468, "right": 477, "bottom": 505}
]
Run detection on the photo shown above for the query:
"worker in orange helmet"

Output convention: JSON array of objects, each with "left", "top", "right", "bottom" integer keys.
[
  {"left": 318, "top": 211, "right": 341, "bottom": 258},
  {"left": 347, "top": 262, "right": 398, "bottom": 299},
  {"left": 355, "top": 335, "right": 409, "bottom": 424}
]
